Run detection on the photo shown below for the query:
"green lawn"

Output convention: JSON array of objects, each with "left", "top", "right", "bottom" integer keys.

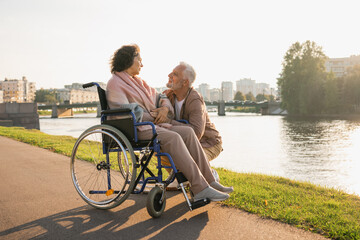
[{"left": 1, "top": 126, "right": 359, "bottom": 239}]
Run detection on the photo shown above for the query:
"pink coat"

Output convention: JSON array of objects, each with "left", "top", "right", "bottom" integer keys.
[{"left": 106, "top": 71, "right": 174, "bottom": 130}]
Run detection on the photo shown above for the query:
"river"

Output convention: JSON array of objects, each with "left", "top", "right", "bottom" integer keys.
[{"left": 39, "top": 112, "right": 360, "bottom": 196}]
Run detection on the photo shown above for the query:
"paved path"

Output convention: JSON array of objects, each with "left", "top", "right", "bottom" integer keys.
[{"left": 0, "top": 136, "right": 327, "bottom": 240}]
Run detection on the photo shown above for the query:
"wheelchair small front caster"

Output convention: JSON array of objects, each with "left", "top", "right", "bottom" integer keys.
[{"left": 146, "top": 186, "right": 166, "bottom": 218}]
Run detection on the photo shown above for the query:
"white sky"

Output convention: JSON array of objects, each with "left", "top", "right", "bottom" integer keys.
[{"left": 0, "top": 0, "right": 359, "bottom": 90}]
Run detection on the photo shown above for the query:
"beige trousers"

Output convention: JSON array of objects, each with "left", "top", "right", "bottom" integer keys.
[{"left": 137, "top": 125, "right": 215, "bottom": 194}]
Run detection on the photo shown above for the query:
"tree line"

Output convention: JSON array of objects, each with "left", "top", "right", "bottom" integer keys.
[
  {"left": 234, "top": 91, "right": 275, "bottom": 102},
  {"left": 277, "top": 40, "right": 360, "bottom": 116},
  {"left": 35, "top": 89, "right": 57, "bottom": 103}
]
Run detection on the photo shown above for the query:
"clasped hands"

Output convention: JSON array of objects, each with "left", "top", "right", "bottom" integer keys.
[{"left": 150, "top": 106, "right": 171, "bottom": 124}]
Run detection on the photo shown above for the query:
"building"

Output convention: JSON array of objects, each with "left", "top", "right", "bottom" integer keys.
[
  {"left": 55, "top": 82, "right": 106, "bottom": 104},
  {"left": 210, "top": 88, "right": 220, "bottom": 102},
  {"left": 65, "top": 82, "right": 107, "bottom": 92},
  {"left": 0, "top": 76, "right": 36, "bottom": 103},
  {"left": 235, "top": 78, "right": 255, "bottom": 96},
  {"left": 198, "top": 83, "right": 210, "bottom": 101},
  {"left": 255, "top": 83, "right": 270, "bottom": 96},
  {"left": 235, "top": 78, "right": 272, "bottom": 96},
  {"left": 221, "top": 81, "right": 233, "bottom": 101},
  {"left": 325, "top": 55, "right": 360, "bottom": 77},
  {"left": 0, "top": 90, "right": 3, "bottom": 103},
  {"left": 56, "top": 88, "right": 99, "bottom": 104}
]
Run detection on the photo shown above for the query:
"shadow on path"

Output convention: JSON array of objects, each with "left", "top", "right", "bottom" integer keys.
[{"left": 1, "top": 193, "right": 208, "bottom": 240}]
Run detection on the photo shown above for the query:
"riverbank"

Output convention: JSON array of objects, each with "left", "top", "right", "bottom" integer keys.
[{"left": 1, "top": 126, "right": 359, "bottom": 239}]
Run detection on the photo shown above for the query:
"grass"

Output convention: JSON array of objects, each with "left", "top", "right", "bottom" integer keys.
[{"left": 1, "top": 126, "right": 360, "bottom": 239}]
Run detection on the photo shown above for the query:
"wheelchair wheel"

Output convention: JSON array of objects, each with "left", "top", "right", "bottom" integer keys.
[
  {"left": 71, "top": 124, "right": 137, "bottom": 209},
  {"left": 146, "top": 186, "right": 166, "bottom": 218}
]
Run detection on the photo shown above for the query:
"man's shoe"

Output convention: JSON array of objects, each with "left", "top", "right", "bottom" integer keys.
[
  {"left": 210, "top": 181, "right": 234, "bottom": 193},
  {"left": 193, "top": 186, "right": 229, "bottom": 202}
]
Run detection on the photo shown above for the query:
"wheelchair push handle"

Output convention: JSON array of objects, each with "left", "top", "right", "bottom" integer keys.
[{"left": 83, "top": 82, "right": 100, "bottom": 89}]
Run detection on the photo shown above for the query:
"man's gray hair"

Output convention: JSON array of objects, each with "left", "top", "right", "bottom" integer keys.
[{"left": 179, "top": 61, "right": 196, "bottom": 86}]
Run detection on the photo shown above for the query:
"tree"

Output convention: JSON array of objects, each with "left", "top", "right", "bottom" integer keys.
[
  {"left": 256, "top": 94, "right": 267, "bottom": 102},
  {"left": 277, "top": 41, "right": 328, "bottom": 115},
  {"left": 234, "top": 91, "right": 245, "bottom": 101},
  {"left": 44, "top": 94, "right": 57, "bottom": 104},
  {"left": 341, "top": 65, "right": 360, "bottom": 112},
  {"left": 268, "top": 94, "right": 275, "bottom": 102},
  {"left": 323, "top": 73, "right": 340, "bottom": 114},
  {"left": 35, "top": 89, "right": 57, "bottom": 103},
  {"left": 245, "top": 92, "right": 255, "bottom": 101}
]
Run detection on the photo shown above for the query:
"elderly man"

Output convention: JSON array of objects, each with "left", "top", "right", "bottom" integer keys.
[{"left": 164, "top": 62, "right": 225, "bottom": 185}]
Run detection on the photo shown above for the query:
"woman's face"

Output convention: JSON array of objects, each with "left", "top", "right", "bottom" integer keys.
[{"left": 126, "top": 54, "right": 143, "bottom": 76}]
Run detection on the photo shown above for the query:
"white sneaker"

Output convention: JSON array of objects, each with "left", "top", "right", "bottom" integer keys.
[
  {"left": 210, "top": 181, "right": 234, "bottom": 193},
  {"left": 212, "top": 168, "right": 220, "bottom": 182},
  {"left": 193, "top": 186, "right": 229, "bottom": 202}
]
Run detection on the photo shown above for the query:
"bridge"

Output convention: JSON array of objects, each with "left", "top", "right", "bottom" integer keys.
[
  {"left": 37, "top": 102, "right": 100, "bottom": 118},
  {"left": 37, "top": 101, "right": 282, "bottom": 118}
]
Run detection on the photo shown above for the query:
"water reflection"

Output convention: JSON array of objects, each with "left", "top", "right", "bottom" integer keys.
[{"left": 280, "top": 118, "right": 360, "bottom": 195}]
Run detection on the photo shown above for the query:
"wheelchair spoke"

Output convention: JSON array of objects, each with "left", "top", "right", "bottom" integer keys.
[{"left": 71, "top": 125, "right": 137, "bottom": 209}]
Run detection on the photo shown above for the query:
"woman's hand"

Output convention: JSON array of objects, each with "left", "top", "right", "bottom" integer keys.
[{"left": 151, "top": 107, "right": 170, "bottom": 124}]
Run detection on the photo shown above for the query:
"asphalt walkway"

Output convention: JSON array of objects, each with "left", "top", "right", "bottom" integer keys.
[{"left": 0, "top": 136, "right": 327, "bottom": 240}]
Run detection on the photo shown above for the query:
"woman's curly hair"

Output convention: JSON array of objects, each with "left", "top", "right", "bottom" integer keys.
[{"left": 110, "top": 44, "right": 140, "bottom": 73}]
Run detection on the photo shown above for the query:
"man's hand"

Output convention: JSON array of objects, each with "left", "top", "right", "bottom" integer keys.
[
  {"left": 151, "top": 107, "right": 170, "bottom": 124},
  {"left": 163, "top": 89, "right": 174, "bottom": 102}
]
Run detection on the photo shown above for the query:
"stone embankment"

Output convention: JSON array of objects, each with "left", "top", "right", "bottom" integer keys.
[{"left": 0, "top": 103, "right": 39, "bottom": 129}]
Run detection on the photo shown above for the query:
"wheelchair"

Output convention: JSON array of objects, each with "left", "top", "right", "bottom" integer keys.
[{"left": 70, "top": 82, "right": 211, "bottom": 218}]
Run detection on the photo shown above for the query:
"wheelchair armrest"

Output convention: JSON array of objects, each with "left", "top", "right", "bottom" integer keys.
[
  {"left": 101, "top": 108, "right": 132, "bottom": 115},
  {"left": 177, "top": 119, "right": 189, "bottom": 124},
  {"left": 134, "top": 121, "right": 159, "bottom": 146}
]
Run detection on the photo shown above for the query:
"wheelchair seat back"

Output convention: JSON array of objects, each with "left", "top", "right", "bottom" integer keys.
[{"left": 96, "top": 87, "right": 135, "bottom": 146}]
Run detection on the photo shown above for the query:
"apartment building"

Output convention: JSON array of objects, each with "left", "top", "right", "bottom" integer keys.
[
  {"left": 65, "top": 82, "right": 107, "bottom": 92},
  {"left": 55, "top": 89, "right": 97, "bottom": 104},
  {"left": 0, "top": 76, "right": 36, "bottom": 103},
  {"left": 255, "top": 83, "right": 270, "bottom": 96},
  {"left": 221, "top": 81, "right": 234, "bottom": 101},
  {"left": 56, "top": 85, "right": 105, "bottom": 104},
  {"left": 198, "top": 83, "right": 211, "bottom": 101},
  {"left": 325, "top": 55, "right": 360, "bottom": 77},
  {"left": 235, "top": 78, "right": 272, "bottom": 96},
  {"left": 210, "top": 88, "right": 220, "bottom": 102},
  {"left": 236, "top": 78, "right": 255, "bottom": 96}
]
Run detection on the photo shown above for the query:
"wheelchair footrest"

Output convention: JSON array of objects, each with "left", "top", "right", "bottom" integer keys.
[{"left": 191, "top": 198, "right": 211, "bottom": 210}]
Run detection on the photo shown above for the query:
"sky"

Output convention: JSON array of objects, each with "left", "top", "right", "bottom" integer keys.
[{"left": 0, "top": 0, "right": 359, "bottom": 90}]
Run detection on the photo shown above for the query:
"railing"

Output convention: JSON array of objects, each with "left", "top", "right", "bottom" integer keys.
[{"left": 37, "top": 102, "right": 99, "bottom": 110}]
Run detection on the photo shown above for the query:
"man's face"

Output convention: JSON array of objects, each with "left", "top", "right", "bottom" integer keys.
[{"left": 167, "top": 65, "right": 186, "bottom": 90}]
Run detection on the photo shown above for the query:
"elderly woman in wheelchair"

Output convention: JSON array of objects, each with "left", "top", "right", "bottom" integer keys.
[{"left": 70, "top": 44, "right": 232, "bottom": 218}]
